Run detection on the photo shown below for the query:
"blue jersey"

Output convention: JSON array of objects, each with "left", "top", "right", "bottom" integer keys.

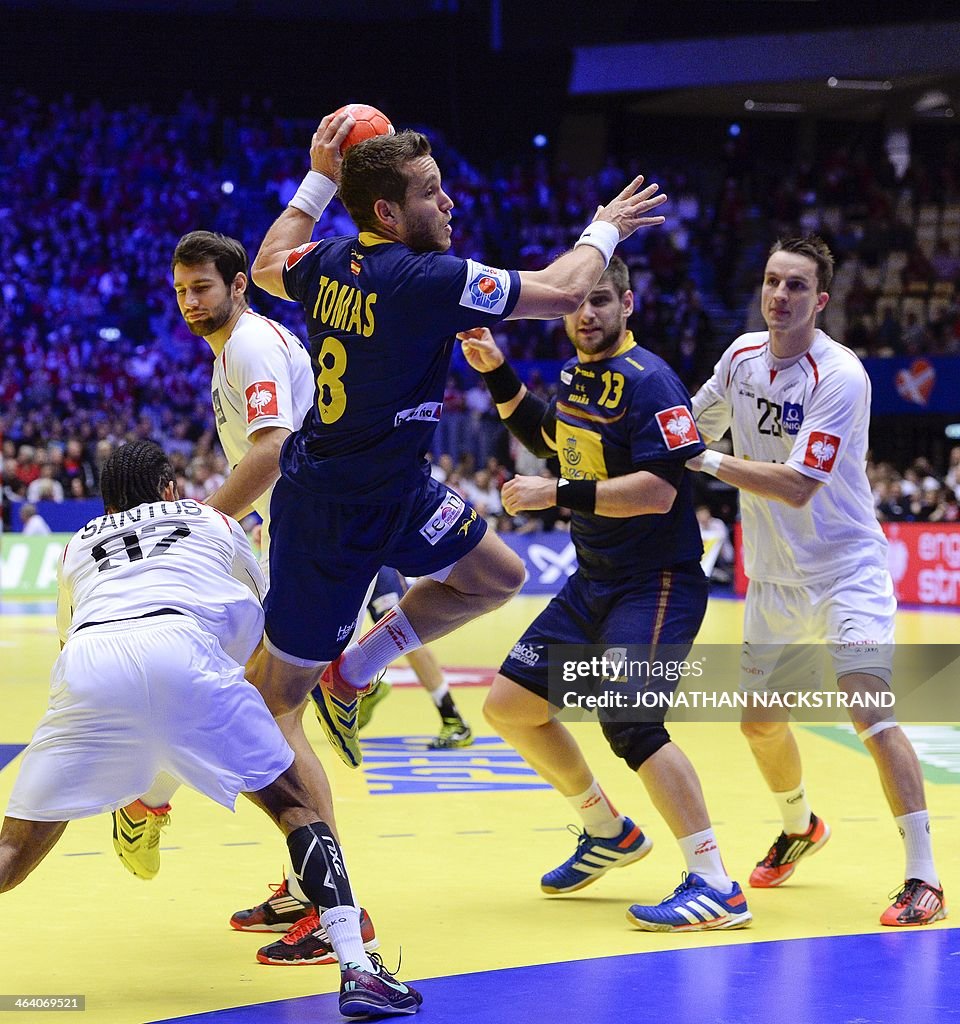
[
  {"left": 280, "top": 232, "right": 520, "bottom": 502},
  {"left": 550, "top": 332, "right": 706, "bottom": 578}
]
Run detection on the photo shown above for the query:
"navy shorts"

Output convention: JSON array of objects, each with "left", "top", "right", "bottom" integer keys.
[
  {"left": 368, "top": 567, "right": 408, "bottom": 623},
  {"left": 501, "top": 561, "right": 708, "bottom": 704},
  {"left": 264, "top": 474, "right": 487, "bottom": 664}
]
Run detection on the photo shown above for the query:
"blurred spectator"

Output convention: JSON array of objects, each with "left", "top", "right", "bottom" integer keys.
[
  {"left": 19, "top": 503, "right": 51, "bottom": 535},
  {"left": 26, "top": 464, "right": 65, "bottom": 503}
]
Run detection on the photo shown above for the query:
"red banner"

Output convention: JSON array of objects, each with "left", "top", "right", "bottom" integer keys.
[{"left": 732, "top": 521, "right": 960, "bottom": 607}]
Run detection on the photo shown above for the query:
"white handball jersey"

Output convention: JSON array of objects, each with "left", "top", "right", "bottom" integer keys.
[
  {"left": 210, "top": 309, "right": 314, "bottom": 558},
  {"left": 693, "top": 328, "right": 887, "bottom": 585},
  {"left": 56, "top": 498, "right": 265, "bottom": 666}
]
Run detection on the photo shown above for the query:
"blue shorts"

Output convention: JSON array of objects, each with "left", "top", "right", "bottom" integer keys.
[
  {"left": 501, "top": 562, "right": 708, "bottom": 704},
  {"left": 368, "top": 567, "right": 408, "bottom": 623},
  {"left": 264, "top": 474, "right": 487, "bottom": 664}
]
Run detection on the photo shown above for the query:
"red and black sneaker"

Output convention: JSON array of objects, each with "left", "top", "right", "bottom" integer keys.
[
  {"left": 229, "top": 878, "right": 311, "bottom": 933},
  {"left": 880, "top": 878, "right": 947, "bottom": 927},
  {"left": 749, "top": 813, "right": 831, "bottom": 888},
  {"left": 340, "top": 953, "right": 422, "bottom": 1017},
  {"left": 256, "top": 908, "right": 379, "bottom": 965}
]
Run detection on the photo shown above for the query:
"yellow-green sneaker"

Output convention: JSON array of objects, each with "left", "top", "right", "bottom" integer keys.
[
  {"left": 112, "top": 799, "right": 171, "bottom": 880},
  {"left": 357, "top": 680, "right": 392, "bottom": 731},
  {"left": 310, "top": 656, "right": 381, "bottom": 768},
  {"left": 428, "top": 715, "right": 474, "bottom": 750}
]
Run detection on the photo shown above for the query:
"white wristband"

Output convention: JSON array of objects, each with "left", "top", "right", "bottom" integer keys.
[
  {"left": 574, "top": 220, "right": 620, "bottom": 267},
  {"left": 699, "top": 449, "right": 724, "bottom": 477},
  {"left": 288, "top": 171, "right": 338, "bottom": 221}
]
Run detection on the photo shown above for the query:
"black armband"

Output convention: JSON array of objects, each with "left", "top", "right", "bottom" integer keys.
[
  {"left": 555, "top": 478, "right": 597, "bottom": 514},
  {"left": 503, "top": 392, "right": 556, "bottom": 458},
  {"left": 481, "top": 361, "right": 523, "bottom": 404}
]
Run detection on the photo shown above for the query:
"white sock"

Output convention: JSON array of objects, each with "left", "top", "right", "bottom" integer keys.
[
  {"left": 773, "top": 782, "right": 812, "bottom": 836},
  {"left": 340, "top": 606, "right": 422, "bottom": 686},
  {"left": 430, "top": 680, "right": 450, "bottom": 707},
  {"left": 567, "top": 780, "right": 623, "bottom": 839},
  {"left": 677, "top": 829, "right": 732, "bottom": 893},
  {"left": 285, "top": 861, "right": 309, "bottom": 903},
  {"left": 895, "top": 811, "right": 939, "bottom": 887},
  {"left": 320, "top": 905, "right": 373, "bottom": 970},
  {"left": 141, "top": 771, "right": 180, "bottom": 809}
]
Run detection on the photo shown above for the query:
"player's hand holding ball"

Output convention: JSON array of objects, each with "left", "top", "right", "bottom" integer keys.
[{"left": 310, "top": 104, "right": 394, "bottom": 184}]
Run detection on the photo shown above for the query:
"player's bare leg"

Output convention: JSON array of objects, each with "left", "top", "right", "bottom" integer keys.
[
  {"left": 273, "top": 702, "right": 339, "bottom": 836},
  {"left": 407, "top": 646, "right": 443, "bottom": 693},
  {"left": 0, "top": 817, "right": 68, "bottom": 892},
  {"left": 246, "top": 761, "right": 422, "bottom": 1012},
  {"left": 397, "top": 531, "right": 525, "bottom": 642},
  {"left": 635, "top": 744, "right": 711, "bottom": 838},
  {"left": 740, "top": 712, "right": 804, "bottom": 793},
  {"left": 838, "top": 671, "right": 925, "bottom": 816},
  {"left": 483, "top": 674, "right": 594, "bottom": 794}
]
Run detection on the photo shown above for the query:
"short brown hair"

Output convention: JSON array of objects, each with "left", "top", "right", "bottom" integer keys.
[
  {"left": 339, "top": 131, "right": 433, "bottom": 233},
  {"left": 770, "top": 235, "right": 834, "bottom": 292},
  {"left": 600, "top": 255, "right": 631, "bottom": 298},
  {"left": 171, "top": 231, "right": 248, "bottom": 288}
]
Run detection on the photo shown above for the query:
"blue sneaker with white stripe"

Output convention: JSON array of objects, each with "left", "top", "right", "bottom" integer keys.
[
  {"left": 626, "top": 872, "right": 752, "bottom": 932},
  {"left": 541, "top": 819, "right": 653, "bottom": 894}
]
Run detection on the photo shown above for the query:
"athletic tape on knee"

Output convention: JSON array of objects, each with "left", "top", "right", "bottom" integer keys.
[
  {"left": 857, "top": 719, "right": 899, "bottom": 743},
  {"left": 286, "top": 822, "right": 354, "bottom": 910}
]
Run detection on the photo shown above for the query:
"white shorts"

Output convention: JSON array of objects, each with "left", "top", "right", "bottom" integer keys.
[
  {"left": 6, "top": 616, "right": 294, "bottom": 821},
  {"left": 742, "top": 564, "right": 896, "bottom": 690}
]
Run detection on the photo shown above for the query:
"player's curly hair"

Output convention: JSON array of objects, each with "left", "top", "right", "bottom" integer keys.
[
  {"left": 339, "top": 130, "right": 432, "bottom": 232},
  {"left": 100, "top": 441, "right": 175, "bottom": 513},
  {"left": 770, "top": 235, "right": 835, "bottom": 293},
  {"left": 171, "top": 231, "right": 249, "bottom": 289}
]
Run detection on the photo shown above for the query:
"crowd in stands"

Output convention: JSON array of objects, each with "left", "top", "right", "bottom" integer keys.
[{"left": 3, "top": 92, "right": 960, "bottom": 536}]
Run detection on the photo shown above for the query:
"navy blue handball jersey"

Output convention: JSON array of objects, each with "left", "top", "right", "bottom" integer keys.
[
  {"left": 550, "top": 332, "right": 706, "bottom": 578},
  {"left": 281, "top": 232, "right": 520, "bottom": 502}
]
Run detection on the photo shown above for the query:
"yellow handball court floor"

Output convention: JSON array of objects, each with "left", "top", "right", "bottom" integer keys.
[{"left": 1, "top": 595, "right": 957, "bottom": 1024}]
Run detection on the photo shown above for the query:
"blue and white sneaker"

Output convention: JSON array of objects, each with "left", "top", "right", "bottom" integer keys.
[
  {"left": 541, "top": 819, "right": 653, "bottom": 894},
  {"left": 626, "top": 872, "right": 752, "bottom": 932}
]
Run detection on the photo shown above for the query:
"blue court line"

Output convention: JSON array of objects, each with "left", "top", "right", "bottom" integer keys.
[
  {"left": 0, "top": 745, "right": 25, "bottom": 772},
  {"left": 150, "top": 927, "right": 960, "bottom": 1024}
]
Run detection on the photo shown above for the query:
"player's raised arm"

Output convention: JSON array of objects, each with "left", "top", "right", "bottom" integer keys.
[
  {"left": 251, "top": 111, "right": 354, "bottom": 299},
  {"left": 509, "top": 176, "right": 667, "bottom": 320}
]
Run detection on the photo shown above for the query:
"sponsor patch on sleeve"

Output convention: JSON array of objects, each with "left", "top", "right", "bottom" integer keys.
[
  {"left": 802, "top": 430, "right": 841, "bottom": 473},
  {"left": 459, "top": 260, "right": 511, "bottom": 315},
  {"left": 245, "top": 381, "right": 280, "bottom": 423},
  {"left": 284, "top": 241, "right": 319, "bottom": 271},
  {"left": 654, "top": 406, "right": 701, "bottom": 450}
]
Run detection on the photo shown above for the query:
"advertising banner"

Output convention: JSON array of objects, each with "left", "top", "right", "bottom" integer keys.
[{"left": 733, "top": 521, "right": 960, "bottom": 607}]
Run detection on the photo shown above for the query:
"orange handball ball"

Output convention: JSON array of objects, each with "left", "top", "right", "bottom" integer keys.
[{"left": 333, "top": 103, "right": 395, "bottom": 152}]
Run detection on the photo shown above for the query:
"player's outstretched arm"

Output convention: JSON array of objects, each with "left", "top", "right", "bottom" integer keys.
[
  {"left": 509, "top": 176, "right": 667, "bottom": 320},
  {"left": 687, "top": 451, "right": 821, "bottom": 508},
  {"left": 459, "top": 327, "right": 557, "bottom": 457},
  {"left": 251, "top": 112, "right": 354, "bottom": 299},
  {"left": 205, "top": 426, "right": 290, "bottom": 520}
]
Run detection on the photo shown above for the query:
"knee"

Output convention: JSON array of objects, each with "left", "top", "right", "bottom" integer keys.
[
  {"left": 740, "top": 717, "right": 788, "bottom": 745},
  {"left": 483, "top": 677, "right": 545, "bottom": 733},
  {"left": 601, "top": 721, "right": 671, "bottom": 771},
  {"left": 488, "top": 548, "right": 525, "bottom": 604},
  {"left": 853, "top": 717, "right": 900, "bottom": 746},
  {"left": 483, "top": 688, "right": 515, "bottom": 732}
]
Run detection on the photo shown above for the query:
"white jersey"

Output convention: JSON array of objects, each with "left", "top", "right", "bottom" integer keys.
[
  {"left": 693, "top": 328, "right": 887, "bottom": 585},
  {"left": 56, "top": 499, "right": 265, "bottom": 665},
  {"left": 210, "top": 309, "right": 314, "bottom": 559}
]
